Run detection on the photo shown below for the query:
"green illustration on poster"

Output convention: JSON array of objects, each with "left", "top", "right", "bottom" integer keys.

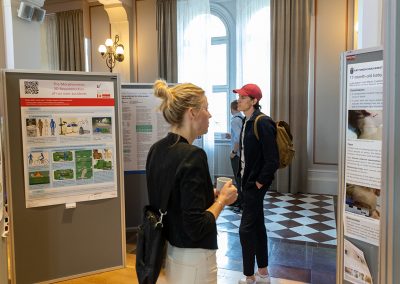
[
  {"left": 29, "top": 171, "right": 50, "bottom": 186},
  {"left": 54, "top": 169, "right": 74, "bottom": 180},
  {"left": 75, "top": 150, "right": 93, "bottom": 179},
  {"left": 53, "top": 151, "right": 73, "bottom": 162}
]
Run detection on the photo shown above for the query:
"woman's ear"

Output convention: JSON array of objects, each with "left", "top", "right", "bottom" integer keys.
[{"left": 187, "top": 107, "right": 196, "bottom": 120}]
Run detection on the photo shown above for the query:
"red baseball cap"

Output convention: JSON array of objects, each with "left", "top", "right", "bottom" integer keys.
[{"left": 233, "top": 84, "right": 262, "bottom": 102}]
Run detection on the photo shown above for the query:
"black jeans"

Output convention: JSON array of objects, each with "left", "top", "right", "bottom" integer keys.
[
  {"left": 230, "top": 155, "right": 242, "bottom": 206},
  {"left": 239, "top": 184, "right": 268, "bottom": 276}
]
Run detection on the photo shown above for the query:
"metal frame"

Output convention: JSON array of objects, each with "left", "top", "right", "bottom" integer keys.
[
  {"left": 1, "top": 69, "right": 126, "bottom": 284},
  {"left": 337, "top": 46, "right": 383, "bottom": 284},
  {"left": 380, "top": 0, "right": 400, "bottom": 283}
]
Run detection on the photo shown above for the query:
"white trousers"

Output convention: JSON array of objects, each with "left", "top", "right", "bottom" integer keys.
[{"left": 164, "top": 243, "right": 217, "bottom": 284}]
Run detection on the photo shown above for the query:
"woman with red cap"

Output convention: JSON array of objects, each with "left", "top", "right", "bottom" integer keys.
[{"left": 234, "top": 83, "right": 280, "bottom": 284}]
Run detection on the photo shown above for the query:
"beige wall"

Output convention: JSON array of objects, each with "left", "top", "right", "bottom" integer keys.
[
  {"left": 90, "top": 5, "right": 111, "bottom": 73},
  {"left": 307, "top": 0, "right": 348, "bottom": 194},
  {"left": 86, "top": 0, "right": 158, "bottom": 82},
  {"left": 313, "top": 0, "right": 347, "bottom": 165},
  {"left": 135, "top": 0, "right": 157, "bottom": 83}
]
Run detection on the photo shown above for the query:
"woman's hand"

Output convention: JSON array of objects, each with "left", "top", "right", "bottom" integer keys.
[
  {"left": 256, "top": 181, "right": 263, "bottom": 189},
  {"left": 217, "top": 181, "right": 238, "bottom": 206}
]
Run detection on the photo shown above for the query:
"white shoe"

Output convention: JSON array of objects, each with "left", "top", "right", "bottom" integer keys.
[
  {"left": 238, "top": 277, "right": 256, "bottom": 284},
  {"left": 255, "top": 271, "right": 271, "bottom": 283}
]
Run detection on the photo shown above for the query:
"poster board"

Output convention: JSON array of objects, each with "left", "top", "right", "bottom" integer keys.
[
  {"left": 120, "top": 84, "right": 167, "bottom": 229},
  {"left": 1, "top": 70, "right": 125, "bottom": 284},
  {"left": 19, "top": 79, "right": 118, "bottom": 208},
  {"left": 338, "top": 47, "right": 383, "bottom": 284},
  {"left": 121, "top": 84, "right": 169, "bottom": 173}
]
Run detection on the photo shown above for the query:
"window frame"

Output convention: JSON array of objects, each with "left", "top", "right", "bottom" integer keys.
[{"left": 210, "top": 3, "right": 236, "bottom": 135}]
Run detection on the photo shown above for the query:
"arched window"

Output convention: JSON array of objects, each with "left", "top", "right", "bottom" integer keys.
[{"left": 208, "top": 13, "right": 230, "bottom": 133}]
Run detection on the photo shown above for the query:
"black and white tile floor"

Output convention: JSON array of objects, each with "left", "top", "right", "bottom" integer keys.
[{"left": 217, "top": 192, "right": 337, "bottom": 246}]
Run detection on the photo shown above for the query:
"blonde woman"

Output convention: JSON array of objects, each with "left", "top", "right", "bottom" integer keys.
[{"left": 146, "top": 80, "right": 238, "bottom": 284}]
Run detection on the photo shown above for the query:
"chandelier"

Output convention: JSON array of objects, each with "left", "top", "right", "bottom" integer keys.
[{"left": 98, "top": 35, "right": 125, "bottom": 72}]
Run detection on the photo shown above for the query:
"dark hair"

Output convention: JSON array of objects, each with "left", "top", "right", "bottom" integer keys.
[
  {"left": 250, "top": 96, "right": 261, "bottom": 110},
  {"left": 230, "top": 100, "right": 238, "bottom": 110}
]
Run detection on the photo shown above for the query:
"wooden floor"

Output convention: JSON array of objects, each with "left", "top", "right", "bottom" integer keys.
[
  {"left": 57, "top": 252, "right": 306, "bottom": 284},
  {"left": 8, "top": 193, "right": 337, "bottom": 284}
]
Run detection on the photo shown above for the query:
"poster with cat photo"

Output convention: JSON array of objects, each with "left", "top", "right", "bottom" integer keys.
[{"left": 344, "top": 60, "right": 383, "bottom": 246}]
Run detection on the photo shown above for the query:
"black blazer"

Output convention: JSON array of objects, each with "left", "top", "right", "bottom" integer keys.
[
  {"left": 238, "top": 109, "right": 279, "bottom": 191},
  {"left": 146, "top": 132, "right": 217, "bottom": 249}
]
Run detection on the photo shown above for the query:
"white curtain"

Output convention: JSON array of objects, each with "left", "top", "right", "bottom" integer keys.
[
  {"left": 40, "top": 14, "right": 59, "bottom": 70},
  {"left": 177, "top": 0, "right": 215, "bottom": 180},
  {"left": 236, "top": 0, "right": 271, "bottom": 114}
]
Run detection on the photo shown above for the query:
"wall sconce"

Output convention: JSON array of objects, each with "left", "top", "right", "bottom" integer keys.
[{"left": 98, "top": 35, "right": 124, "bottom": 72}]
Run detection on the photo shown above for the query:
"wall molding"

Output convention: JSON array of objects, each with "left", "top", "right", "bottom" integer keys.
[{"left": 307, "top": 168, "right": 338, "bottom": 195}]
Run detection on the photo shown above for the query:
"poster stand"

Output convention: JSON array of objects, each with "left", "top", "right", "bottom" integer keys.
[
  {"left": 338, "top": 47, "right": 383, "bottom": 284},
  {"left": 120, "top": 82, "right": 181, "bottom": 229},
  {"left": 1, "top": 70, "right": 125, "bottom": 284}
]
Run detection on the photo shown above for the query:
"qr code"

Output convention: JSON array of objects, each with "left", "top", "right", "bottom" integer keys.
[{"left": 24, "top": 81, "right": 39, "bottom": 95}]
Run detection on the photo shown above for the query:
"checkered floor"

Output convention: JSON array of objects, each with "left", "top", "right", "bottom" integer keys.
[{"left": 217, "top": 192, "right": 337, "bottom": 246}]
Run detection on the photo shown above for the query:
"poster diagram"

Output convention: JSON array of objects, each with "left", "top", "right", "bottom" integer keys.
[
  {"left": 344, "top": 239, "right": 373, "bottom": 284},
  {"left": 121, "top": 87, "right": 170, "bottom": 172},
  {"left": 344, "top": 60, "right": 383, "bottom": 246},
  {"left": 20, "top": 79, "right": 118, "bottom": 208}
]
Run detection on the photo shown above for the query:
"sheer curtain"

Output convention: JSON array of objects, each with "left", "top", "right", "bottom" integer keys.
[
  {"left": 41, "top": 14, "right": 59, "bottom": 70},
  {"left": 236, "top": 0, "right": 271, "bottom": 114},
  {"left": 177, "top": 0, "right": 215, "bottom": 180}
]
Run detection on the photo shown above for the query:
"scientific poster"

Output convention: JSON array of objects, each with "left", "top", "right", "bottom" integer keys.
[
  {"left": 121, "top": 86, "right": 170, "bottom": 172},
  {"left": 344, "top": 60, "right": 383, "bottom": 245},
  {"left": 20, "top": 80, "right": 118, "bottom": 208},
  {"left": 344, "top": 239, "right": 373, "bottom": 284}
]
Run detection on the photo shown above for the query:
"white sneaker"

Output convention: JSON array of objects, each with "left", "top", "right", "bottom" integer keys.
[
  {"left": 255, "top": 271, "right": 271, "bottom": 283},
  {"left": 238, "top": 277, "right": 256, "bottom": 284}
]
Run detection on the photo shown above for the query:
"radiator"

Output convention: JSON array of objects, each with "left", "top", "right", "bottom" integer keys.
[{"left": 214, "top": 142, "right": 234, "bottom": 177}]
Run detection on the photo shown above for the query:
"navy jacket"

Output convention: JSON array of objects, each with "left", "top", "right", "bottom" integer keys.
[
  {"left": 146, "top": 133, "right": 217, "bottom": 249},
  {"left": 238, "top": 109, "right": 279, "bottom": 190}
]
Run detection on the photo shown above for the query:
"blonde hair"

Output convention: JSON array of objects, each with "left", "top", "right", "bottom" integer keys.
[{"left": 153, "top": 79, "right": 205, "bottom": 127}]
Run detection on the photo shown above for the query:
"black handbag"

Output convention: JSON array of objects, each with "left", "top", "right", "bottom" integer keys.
[{"left": 136, "top": 188, "right": 171, "bottom": 284}]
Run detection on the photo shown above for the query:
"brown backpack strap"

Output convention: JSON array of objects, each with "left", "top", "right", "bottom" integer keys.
[{"left": 254, "top": 114, "right": 267, "bottom": 140}]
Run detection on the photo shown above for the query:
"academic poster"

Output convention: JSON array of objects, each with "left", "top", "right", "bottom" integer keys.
[
  {"left": 344, "top": 239, "right": 373, "bottom": 284},
  {"left": 121, "top": 86, "right": 169, "bottom": 172},
  {"left": 344, "top": 60, "right": 383, "bottom": 246},
  {"left": 20, "top": 80, "right": 118, "bottom": 208}
]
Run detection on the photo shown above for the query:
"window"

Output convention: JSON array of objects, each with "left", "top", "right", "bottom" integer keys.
[
  {"left": 208, "top": 13, "right": 229, "bottom": 133},
  {"left": 238, "top": 6, "right": 270, "bottom": 113},
  {"left": 177, "top": 0, "right": 271, "bottom": 136}
]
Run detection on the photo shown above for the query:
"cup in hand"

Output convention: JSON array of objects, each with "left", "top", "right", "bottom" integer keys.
[{"left": 216, "top": 177, "right": 232, "bottom": 193}]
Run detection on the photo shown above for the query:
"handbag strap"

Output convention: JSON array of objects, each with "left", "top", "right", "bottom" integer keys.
[
  {"left": 160, "top": 185, "right": 172, "bottom": 213},
  {"left": 154, "top": 176, "right": 173, "bottom": 228}
]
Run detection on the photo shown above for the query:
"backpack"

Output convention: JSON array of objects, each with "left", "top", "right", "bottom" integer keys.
[{"left": 254, "top": 115, "right": 295, "bottom": 169}]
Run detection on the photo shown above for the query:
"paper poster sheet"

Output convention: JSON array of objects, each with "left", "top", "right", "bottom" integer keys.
[
  {"left": 20, "top": 80, "right": 118, "bottom": 208},
  {"left": 344, "top": 60, "right": 383, "bottom": 245},
  {"left": 121, "top": 87, "right": 169, "bottom": 172},
  {"left": 344, "top": 239, "right": 373, "bottom": 284}
]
